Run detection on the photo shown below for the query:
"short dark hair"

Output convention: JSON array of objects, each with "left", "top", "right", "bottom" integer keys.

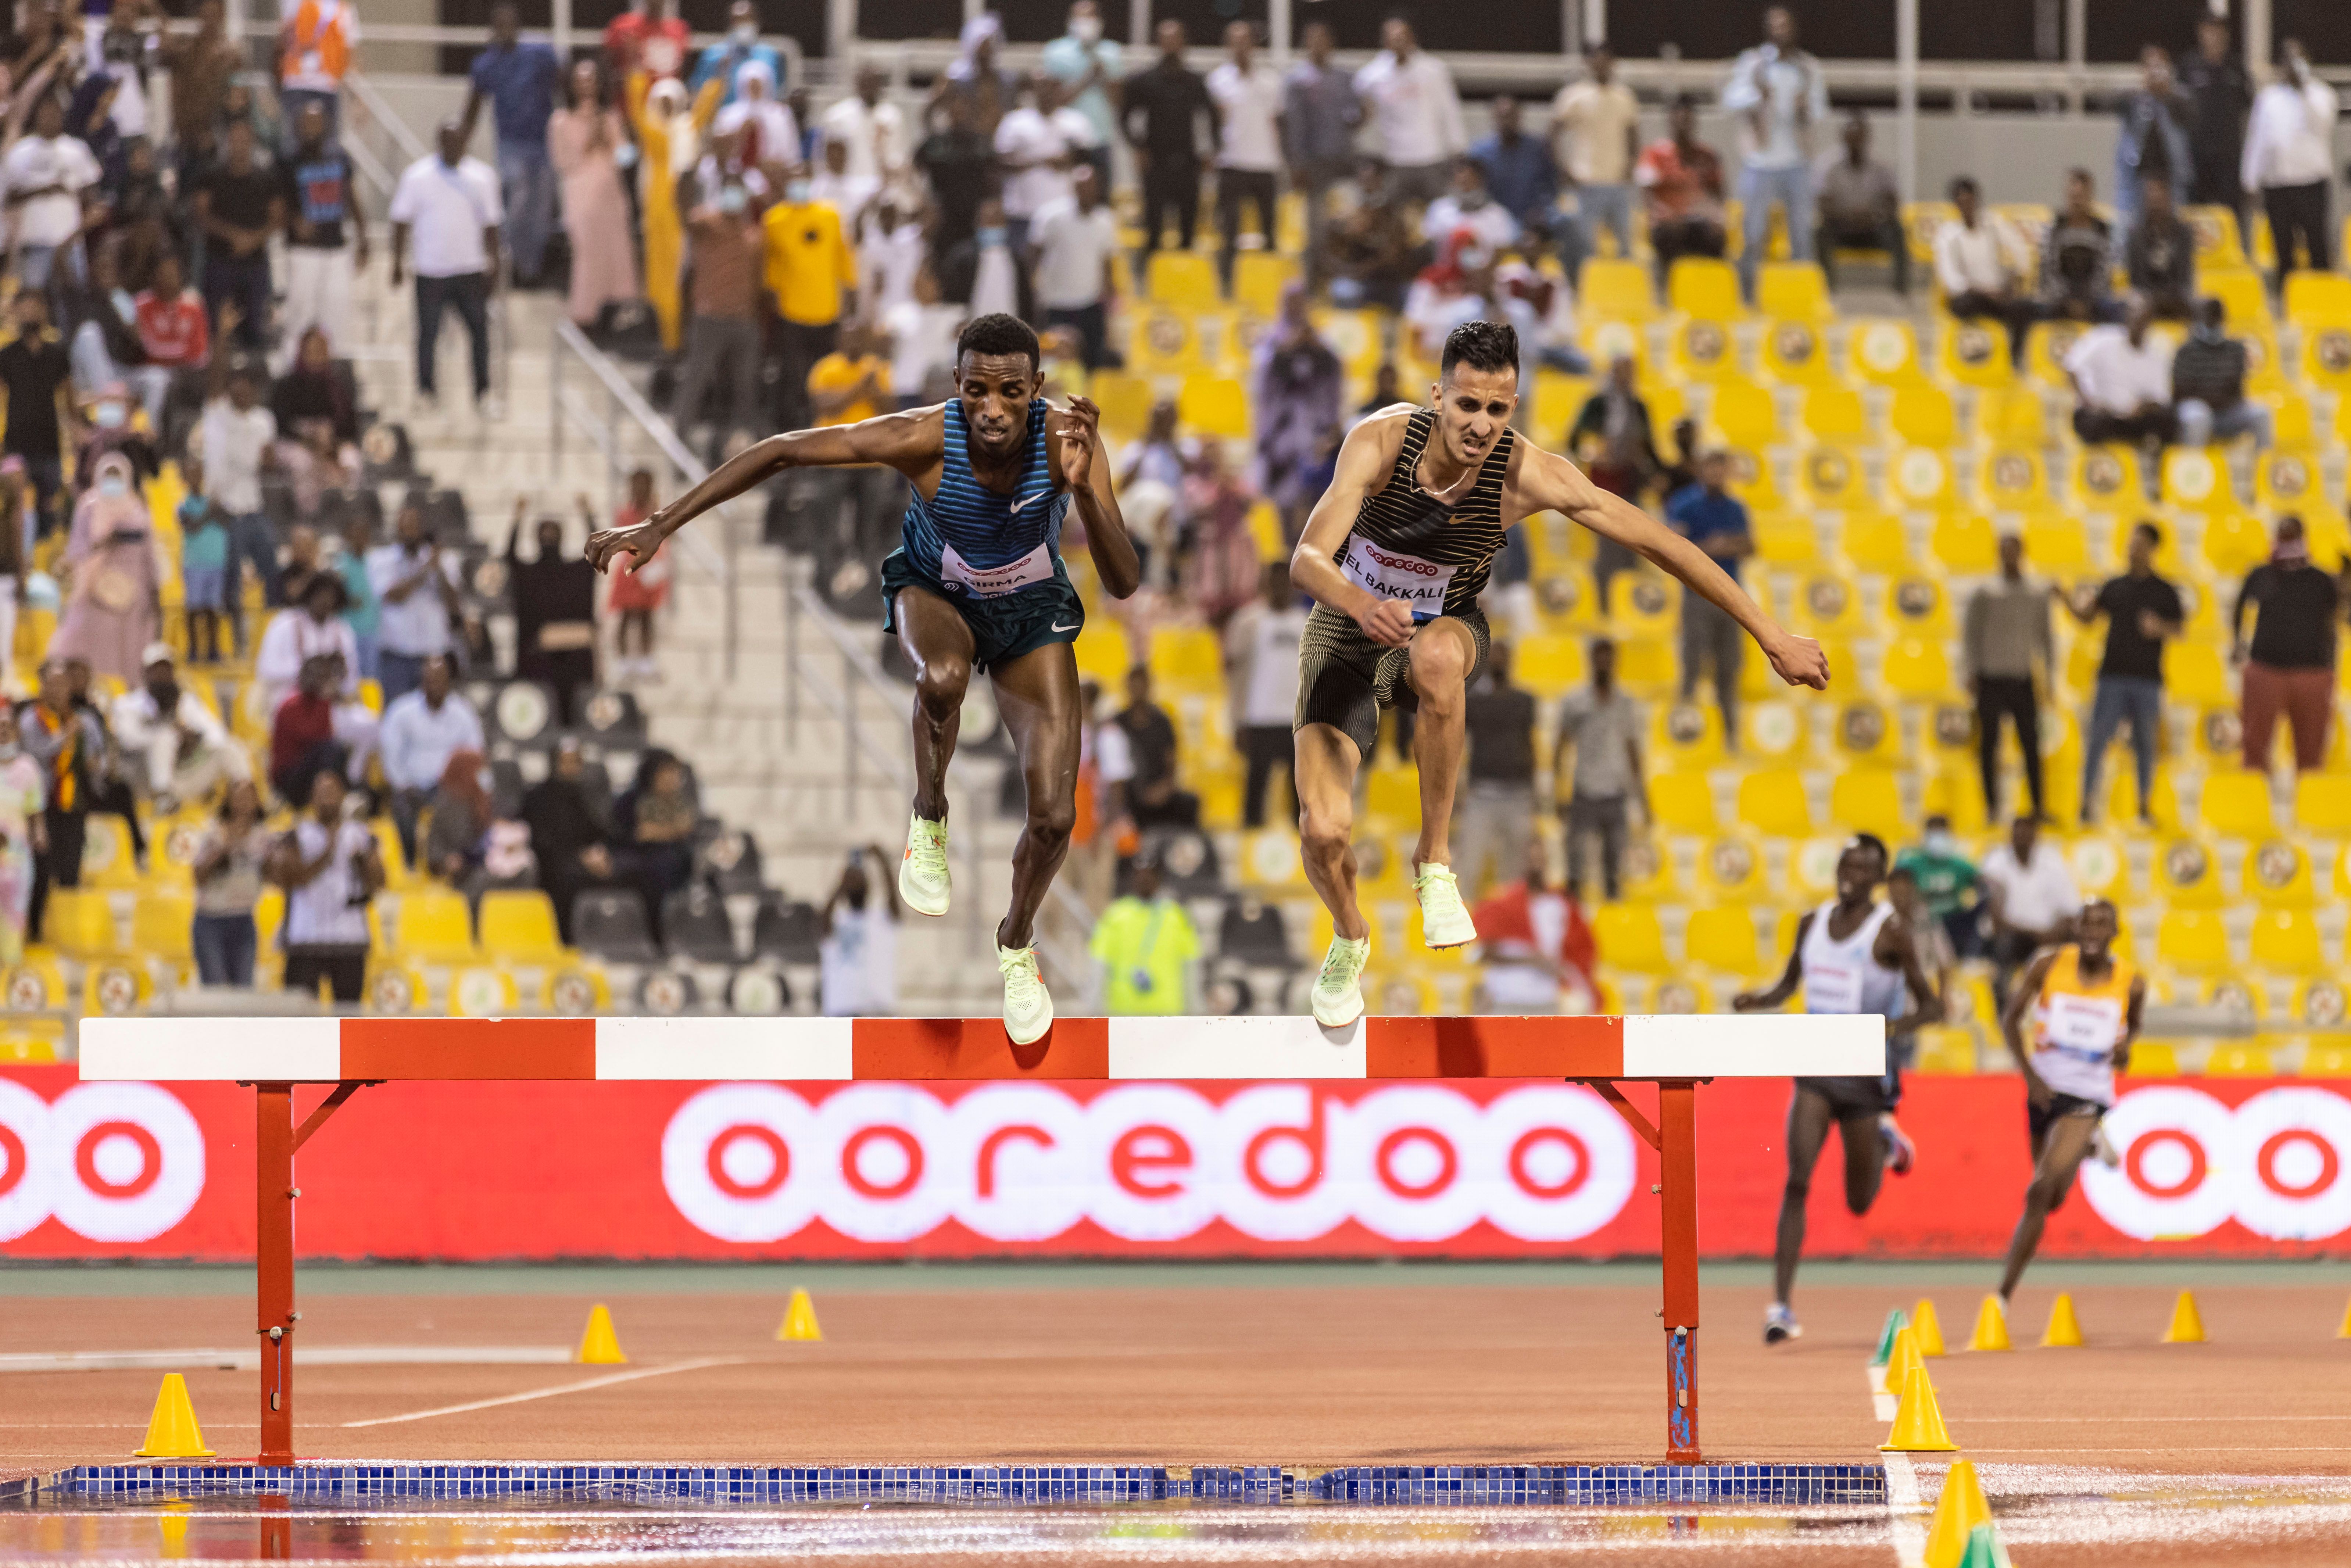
[
  {"left": 2133, "top": 520, "right": 2164, "bottom": 548},
  {"left": 1440, "top": 320, "right": 1518, "bottom": 380},
  {"left": 1846, "top": 833, "right": 1890, "bottom": 869},
  {"left": 1948, "top": 175, "right": 1978, "bottom": 200},
  {"left": 956, "top": 312, "right": 1040, "bottom": 371}
]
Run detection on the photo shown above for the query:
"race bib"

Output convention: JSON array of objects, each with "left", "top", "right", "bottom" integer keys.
[
  {"left": 1339, "top": 539, "right": 1455, "bottom": 621},
  {"left": 1804, "top": 960, "right": 1862, "bottom": 1015},
  {"left": 941, "top": 540, "right": 1053, "bottom": 598},
  {"left": 2040, "top": 992, "right": 2123, "bottom": 1056}
]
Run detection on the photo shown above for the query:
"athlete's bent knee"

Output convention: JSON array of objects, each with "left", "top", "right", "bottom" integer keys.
[
  {"left": 1409, "top": 636, "right": 1468, "bottom": 699},
  {"left": 914, "top": 656, "right": 971, "bottom": 720},
  {"left": 1299, "top": 808, "right": 1352, "bottom": 865},
  {"left": 1024, "top": 796, "right": 1078, "bottom": 850}
]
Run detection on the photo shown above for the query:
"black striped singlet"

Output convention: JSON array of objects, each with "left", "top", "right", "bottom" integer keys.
[{"left": 1332, "top": 407, "right": 1517, "bottom": 623}]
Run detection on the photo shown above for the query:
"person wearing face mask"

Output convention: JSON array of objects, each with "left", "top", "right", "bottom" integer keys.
[
  {"left": 627, "top": 69, "right": 724, "bottom": 352},
  {"left": 1423, "top": 158, "right": 1521, "bottom": 254},
  {"left": 548, "top": 59, "right": 641, "bottom": 329},
  {"left": 1894, "top": 813, "right": 1984, "bottom": 962},
  {"left": 711, "top": 58, "right": 797, "bottom": 172},
  {"left": 691, "top": 0, "right": 781, "bottom": 107},
  {"left": 819, "top": 844, "right": 902, "bottom": 1017},
  {"left": 47, "top": 452, "right": 160, "bottom": 684},
  {"left": 938, "top": 196, "right": 1034, "bottom": 323},
  {"left": 75, "top": 382, "right": 159, "bottom": 487},
  {"left": 818, "top": 64, "right": 908, "bottom": 188},
  {"left": 1041, "top": 0, "right": 1120, "bottom": 190},
  {"left": 2171, "top": 297, "right": 2271, "bottom": 450},
  {"left": 108, "top": 642, "right": 250, "bottom": 813},
  {"left": 762, "top": 167, "right": 858, "bottom": 432}
]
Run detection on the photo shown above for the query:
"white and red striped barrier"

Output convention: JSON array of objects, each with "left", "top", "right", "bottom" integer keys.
[{"left": 77, "top": 1013, "right": 1881, "bottom": 1084}]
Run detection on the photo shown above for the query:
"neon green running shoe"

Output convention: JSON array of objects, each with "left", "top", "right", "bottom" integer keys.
[
  {"left": 898, "top": 812, "right": 950, "bottom": 917},
  {"left": 1413, "top": 862, "right": 1477, "bottom": 948},
  {"left": 1311, "top": 934, "right": 1371, "bottom": 1028},
  {"left": 997, "top": 944, "right": 1055, "bottom": 1045}
]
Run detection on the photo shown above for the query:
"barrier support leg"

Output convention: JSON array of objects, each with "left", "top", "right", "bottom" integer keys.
[
  {"left": 256, "top": 1082, "right": 296, "bottom": 1467},
  {"left": 1659, "top": 1079, "right": 1700, "bottom": 1463}
]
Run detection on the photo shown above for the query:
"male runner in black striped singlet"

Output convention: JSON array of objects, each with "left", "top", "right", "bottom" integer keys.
[{"left": 1290, "top": 321, "right": 1831, "bottom": 1026}]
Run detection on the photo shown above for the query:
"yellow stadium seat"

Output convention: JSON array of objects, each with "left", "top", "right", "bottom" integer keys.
[
  {"left": 1652, "top": 701, "right": 1726, "bottom": 769},
  {"left": 1685, "top": 906, "right": 1763, "bottom": 976},
  {"left": 2154, "top": 835, "right": 2223, "bottom": 907},
  {"left": 1592, "top": 905, "right": 1671, "bottom": 975},
  {"left": 1230, "top": 251, "right": 1297, "bottom": 317},
  {"left": 2199, "top": 770, "right": 2273, "bottom": 838},
  {"left": 2200, "top": 512, "right": 2270, "bottom": 576},
  {"left": 2295, "top": 773, "right": 2351, "bottom": 836},
  {"left": 1088, "top": 370, "right": 1155, "bottom": 440},
  {"left": 1792, "top": 572, "right": 1865, "bottom": 642},
  {"left": 371, "top": 817, "right": 420, "bottom": 891},
  {"left": 130, "top": 889, "right": 194, "bottom": 966},
  {"left": 1847, "top": 318, "right": 1925, "bottom": 385},
  {"left": 2285, "top": 271, "right": 2351, "bottom": 326},
  {"left": 1146, "top": 251, "right": 1220, "bottom": 310},
  {"left": 1316, "top": 308, "right": 1386, "bottom": 381},
  {"left": 1985, "top": 387, "right": 2051, "bottom": 444},
  {"left": 478, "top": 889, "right": 566, "bottom": 963},
  {"left": 2202, "top": 265, "right": 2271, "bottom": 330},
  {"left": 2239, "top": 327, "right": 2286, "bottom": 394},
  {"left": 1364, "top": 763, "right": 1419, "bottom": 823},
  {"left": 76, "top": 815, "right": 140, "bottom": 891},
  {"left": 1990, "top": 202, "right": 2052, "bottom": 255},
  {"left": 2069, "top": 444, "right": 2141, "bottom": 513},
  {"left": 1649, "top": 770, "right": 1718, "bottom": 835},
  {"left": 2166, "top": 643, "right": 2233, "bottom": 708},
  {"left": 43, "top": 889, "right": 117, "bottom": 959},
  {"left": 2157, "top": 909, "right": 2232, "bottom": 976},
  {"left": 2204, "top": 1042, "right": 2275, "bottom": 1076},
  {"left": 1580, "top": 259, "right": 1658, "bottom": 324},
  {"left": 1177, "top": 372, "right": 1249, "bottom": 438},
  {"left": 1886, "top": 574, "right": 1953, "bottom": 634},
  {"left": 1760, "top": 318, "right": 1833, "bottom": 384},
  {"left": 1921, "top": 765, "right": 1988, "bottom": 833},
  {"left": 1751, "top": 510, "right": 1819, "bottom": 567},
  {"left": 1937, "top": 318, "right": 2011, "bottom": 387},
  {"left": 1147, "top": 625, "right": 1224, "bottom": 694},
  {"left": 1127, "top": 309, "right": 1205, "bottom": 377},
  {"left": 1842, "top": 512, "right": 1910, "bottom": 571},
  {"left": 2253, "top": 447, "right": 2324, "bottom": 516},
  {"left": 1706, "top": 379, "right": 1780, "bottom": 448},
  {"left": 393, "top": 888, "right": 477, "bottom": 965},
  {"left": 1736, "top": 768, "right": 1813, "bottom": 836},
  {"left": 2159, "top": 447, "right": 2230, "bottom": 511},
  {"left": 1667, "top": 316, "right": 1739, "bottom": 381},
  {"left": 1071, "top": 617, "right": 1132, "bottom": 685},
  {"left": 1614, "top": 637, "right": 1677, "bottom": 691},
  {"left": 2020, "top": 514, "right": 2088, "bottom": 573},
  {"left": 1757, "top": 261, "right": 1832, "bottom": 323},
  {"left": 1667, "top": 256, "right": 1742, "bottom": 320},
  {"left": 1886, "top": 384, "right": 1955, "bottom": 447},
  {"left": 1901, "top": 201, "right": 1955, "bottom": 261},
  {"left": 448, "top": 964, "right": 522, "bottom": 1018},
  {"left": 1830, "top": 768, "right": 1907, "bottom": 838},
  {"left": 1887, "top": 445, "right": 1957, "bottom": 511},
  {"left": 2183, "top": 204, "right": 2246, "bottom": 265},
  {"left": 1513, "top": 634, "right": 1587, "bottom": 700},
  {"left": 1799, "top": 386, "right": 1867, "bottom": 444},
  {"left": 1913, "top": 1026, "right": 1978, "bottom": 1074},
  {"left": 1236, "top": 829, "right": 1308, "bottom": 892},
  {"left": 1607, "top": 572, "right": 1679, "bottom": 638},
  {"left": 1881, "top": 636, "right": 1951, "bottom": 699},
  {"left": 1799, "top": 446, "right": 1868, "bottom": 511},
  {"left": 2022, "top": 320, "right": 2087, "bottom": 389},
  {"left": 2301, "top": 322, "right": 2351, "bottom": 393},
  {"left": 1616, "top": 838, "right": 1680, "bottom": 904},
  {"left": 2247, "top": 840, "right": 2316, "bottom": 909},
  {"left": 1930, "top": 513, "right": 1998, "bottom": 572},
  {"left": 1977, "top": 445, "right": 2051, "bottom": 516},
  {"left": 1722, "top": 445, "right": 1782, "bottom": 509},
  {"left": 1533, "top": 371, "right": 1594, "bottom": 440},
  {"left": 2251, "top": 909, "right": 2327, "bottom": 975}
]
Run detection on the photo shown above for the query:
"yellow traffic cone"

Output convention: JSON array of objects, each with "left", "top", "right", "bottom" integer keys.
[
  {"left": 1912, "top": 1297, "right": 1947, "bottom": 1357},
  {"left": 2041, "top": 1292, "right": 2085, "bottom": 1347},
  {"left": 2336, "top": 1295, "right": 2351, "bottom": 1340},
  {"left": 576, "top": 1304, "right": 628, "bottom": 1364},
  {"left": 1880, "top": 1366, "right": 1958, "bottom": 1453},
  {"left": 1923, "top": 1457, "right": 1993, "bottom": 1568},
  {"left": 1965, "top": 1294, "right": 2012, "bottom": 1352},
  {"left": 133, "top": 1373, "right": 214, "bottom": 1458},
  {"left": 2162, "top": 1289, "right": 2205, "bottom": 1344},
  {"left": 1883, "top": 1325, "right": 1924, "bottom": 1396},
  {"left": 777, "top": 1288, "right": 823, "bottom": 1342}
]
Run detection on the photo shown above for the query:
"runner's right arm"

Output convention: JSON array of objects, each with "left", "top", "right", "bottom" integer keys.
[
  {"left": 1999, "top": 949, "right": 2060, "bottom": 1106},
  {"left": 1731, "top": 911, "right": 1812, "bottom": 1013},
  {"left": 1288, "top": 408, "right": 1416, "bottom": 648},
  {"left": 585, "top": 407, "right": 945, "bottom": 574}
]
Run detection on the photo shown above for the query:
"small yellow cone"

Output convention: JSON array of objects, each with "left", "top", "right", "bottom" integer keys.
[
  {"left": 132, "top": 1373, "right": 214, "bottom": 1458},
  {"left": 1912, "top": 1297, "right": 1947, "bottom": 1357},
  {"left": 2162, "top": 1288, "right": 2205, "bottom": 1344},
  {"left": 2336, "top": 1295, "right": 2351, "bottom": 1340},
  {"left": 1965, "top": 1294, "right": 2012, "bottom": 1352},
  {"left": 1884, "top": 1325, "right": 1924, "bottom": 1396},
  {"left": 576, "top": 1304, "right": 628, "bottom": 1364},
  {"left": 1880, "top": 1366, "right": 1958, "bottom": 1453},
  {"left": 1922, "top": 1457, "right": 1993, "bottom": 1568},
  {"left": 777, "top": 1288, "right": 823, "bottom": 1342},
  {"left": 2041, "top": 1292, "right": 2085, "bottom": 1348}
]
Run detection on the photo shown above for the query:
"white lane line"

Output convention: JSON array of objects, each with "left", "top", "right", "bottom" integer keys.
[
  {"left": 0, "top": 1346, "right": 574, "bottom": 1374},
  {"left": 1864, "top": 1360, "right": 1928, "bottom": 1568},
  {"left": 339, "top": 1358, "right": 742, "bottom": 1429},
  {"left": 1865, "top": 1365, "right": 1899, "bottom": 1422}
]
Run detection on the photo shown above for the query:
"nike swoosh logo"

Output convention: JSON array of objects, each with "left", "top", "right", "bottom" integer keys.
[
  {"left": 1051, "top": 621, "right": 1080, "bottom": 633},
  {"left": 1009, "top": 489, "right": 1059, "bottom": 515}
]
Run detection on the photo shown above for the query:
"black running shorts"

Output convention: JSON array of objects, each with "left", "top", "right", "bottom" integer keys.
[{"left": 1293, "top": 604, "right": 1490, "bottom": 757}]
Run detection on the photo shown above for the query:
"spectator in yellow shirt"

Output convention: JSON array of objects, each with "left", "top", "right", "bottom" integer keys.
[
  {"left": 800, "top": 321, "right": 899, "bottom": 558},
  {"left": 807, "top": 321, "right": 892, "bottom": 425},
  {"left": 762, "top": 173, "right": 857, "bottom": 429}
]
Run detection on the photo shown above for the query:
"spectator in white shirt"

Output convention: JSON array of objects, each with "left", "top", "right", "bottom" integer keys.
[
  {"left": 1351, "top": 18, "right": 1464, "bottom": 208},
  {"left": 1028, "top": 165, "right": 1122, "bottom": 370},
  {"left": 1978, "top": 813, "right": 2082, "bottom": 1010},
  {"left": 858, "top": 194, "right": 927, "bottom": 323},
  {"left": 366, "top": 502, "right": 462, "bottom": 708},
  {"left": 806, "top": 137, "right": 880, "bottom": 232},
  {"left": 1222, "top": 562, "right": 1307, "bottom": 829},
  {"left": 1206, "top": 20, "right": 1283, "bottom": 294},
  {"left": 2064, "top": 294, "right": 2176, "bottom": 448},
  {"left": 820, "top": 845, "right": 901, "bottom": 1017},
  {"left": 1423, "top": 160, "right": 1521, "bottom": 255},
  {"left": 1932, "top": 175, "right": 2036, "bottom": 361},
  {"left": 992, "top": 73, "right": 1083, "bottom": 251},
  {"left": 1, "top": 96, "right": 101, "bottom": 290},
  {"left": 817, "top": 65, "right": 907, "bottom": 185},
  {"left": 111, "top": 644, "right": 251, "bottom": 811},
  {"left": 2241, "top": 39, "right": 2337, "bottom": 283},
  {"left": 1549, "top": 44, "right": 1641, "bottom": 278},
  {"left": 378, "top": 654, "right": 486, "bottom": 861},
  {"left": 255, "top": 572, "right": 361, "bottom": 713},
  {"left": 1720, "top": 7, "right": 1829, "bottom": 300},
  {"left": 386, "top": 121, "right": 506, "bottom": 414}
]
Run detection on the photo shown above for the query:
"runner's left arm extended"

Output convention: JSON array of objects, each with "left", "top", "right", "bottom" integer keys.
[
  {"left": 1874, "top": 916, "right": 1944, "bottom": 1039},
  {"left": 1507, "top": 441, "right": 1831, "bottom": 691},
  {"left": 1999, "top": 949, "right": 2061, "bottom": 1106},
  {"left": 1056, "top": 396, "right": 1142, "bottom": 600}
]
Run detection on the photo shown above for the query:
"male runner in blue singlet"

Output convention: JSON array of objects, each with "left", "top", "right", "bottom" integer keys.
[
  {"left": 1289, "top": 320, "right": 1833, "bottom": 1027},
  {"left": 588, "top": 315, "right": 1141, "bottom": 1043}
]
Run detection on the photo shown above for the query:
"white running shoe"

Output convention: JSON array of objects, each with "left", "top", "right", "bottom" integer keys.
[
  {"left": 997, "top": 944, "right": 1054, "bottom": 1045},
  {"left": 1413, "top": 862, "right": 1477, "bottom": 948},
  {"left": 1311, "top": 934, "right": 1371, "bottom": 1028},
  {"left": 1763, "top": 1303, "right": 1802, "bottom": 1345},
  {"left": 899, "top": 813, "right": 950, "bottom": 916},
  {"left": 2092, "top": 1125, "right": 2122, "bottom": 1169}
]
